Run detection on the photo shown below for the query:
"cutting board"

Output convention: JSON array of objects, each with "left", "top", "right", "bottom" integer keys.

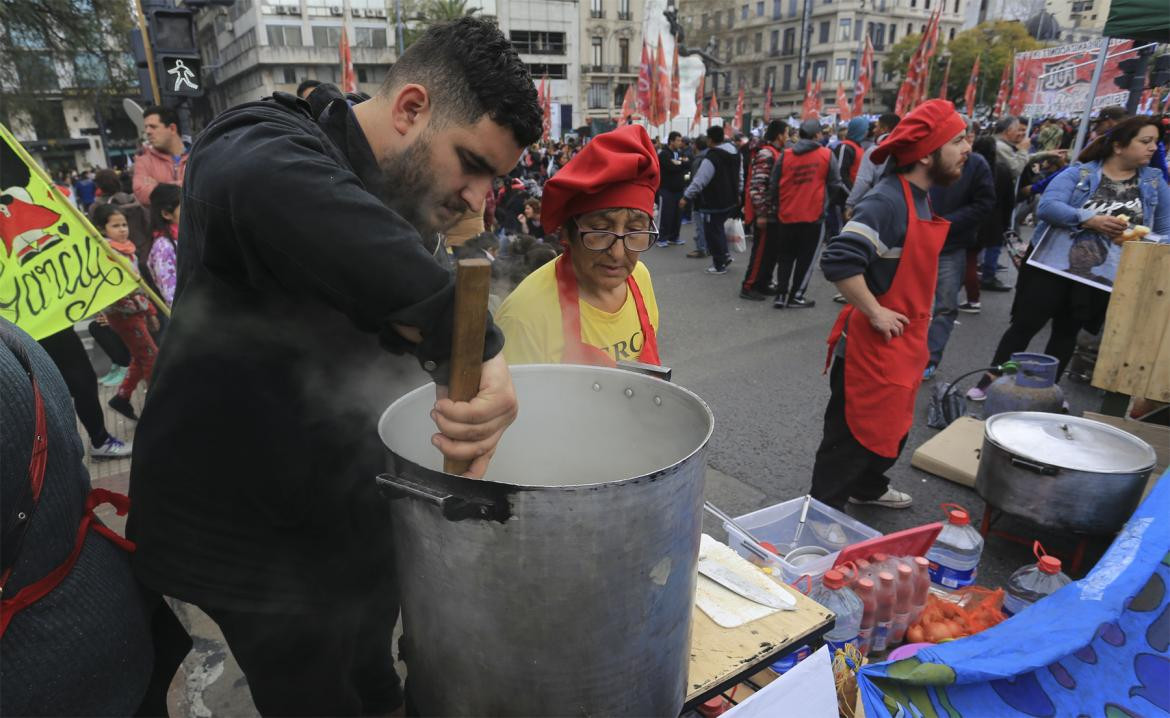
[{"left": 695, "top": 534, "right": 797, "bottom": 629}]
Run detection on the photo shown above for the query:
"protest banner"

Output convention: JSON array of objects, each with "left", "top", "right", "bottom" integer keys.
[{"left": 1008, "top": 39, "right": 1135, "bottom": 117}]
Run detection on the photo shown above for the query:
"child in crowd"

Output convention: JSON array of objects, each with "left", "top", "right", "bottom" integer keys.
[
  {"left": 148, "top": 184, "right": 181, "bottom": 307},
  {"left": 93, "top": 204, "right": 159, "bottom": 421}
]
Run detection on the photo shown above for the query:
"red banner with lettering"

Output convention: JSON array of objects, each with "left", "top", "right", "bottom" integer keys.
[{"left": 1007, "top": 39, "right": 1135, "bottom": 118}]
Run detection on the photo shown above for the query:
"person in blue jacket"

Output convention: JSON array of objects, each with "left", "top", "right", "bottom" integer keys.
[{"left": 968, "top": 115, "right": 1170, "bottom": 400}]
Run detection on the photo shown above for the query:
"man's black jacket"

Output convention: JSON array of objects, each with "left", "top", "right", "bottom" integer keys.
[{"left": 127, "top": 86, "right": 502, "bottom": 612}]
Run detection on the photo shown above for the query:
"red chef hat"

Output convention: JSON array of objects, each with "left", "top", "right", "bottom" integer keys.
[
  {"left": 871, "top": 100, "right": 967, "bottom": 167},
  {"left": 541, "top": 125, "right": 661, "bottom": 233}
]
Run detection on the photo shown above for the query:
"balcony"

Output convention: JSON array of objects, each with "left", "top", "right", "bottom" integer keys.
[
  {"left": 583, "top": 64, "right": 635, "bottom": 76},
  {"left": 617, "top": 10, "right": 633, "bottom": 20},
  {"left": 257, "top": 45, "right": 395, "bottom": 65},
  {"left": 590, "top": 9, "right": 605, "bottom": 18}
]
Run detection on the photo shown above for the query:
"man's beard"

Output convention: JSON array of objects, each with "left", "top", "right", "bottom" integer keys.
[
  {"left": 928, "top": 157, "right": 964, "bottom": 186},
  {"left": 377, "top": 132, "right": 464, "bottom": 235}
]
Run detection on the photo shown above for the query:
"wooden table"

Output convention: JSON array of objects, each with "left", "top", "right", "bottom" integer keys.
[{"left": 684, "top": 589, "right": 834, "bottom": 710}]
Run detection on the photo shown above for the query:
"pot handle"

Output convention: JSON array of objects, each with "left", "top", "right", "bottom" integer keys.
[
  {"left": 1009, "top": 456, "right": 1060, "bottom": 476},
  {"left": 376, "top": 473, "right": 507, "bottom": 522}
]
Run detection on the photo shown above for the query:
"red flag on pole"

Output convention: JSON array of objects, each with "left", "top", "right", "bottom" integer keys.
[
  {"left": 654, "top": 34, "right": 670, "bottom": 126},
  {"left": 938, "top": 55, "right": 952, "bottom": 100},
  {"left": 802, "top": 74, "right": 817, "bottom": 120},
  {"left": 670, "top": 39, "right": 681, "bottom": 121},
  {"left": 539, "top": 75, "right": 551, "bottom": 141},
  {"left": 692, "top": 75, "right": 705, "bottom": 131},
  {"left": 993, "top": 60, "right": 1011, "bottom": 117},
  {"left": 835, "top": 82, "right": 851, "bottom": 121},
  {"left": 734, "top": 86, "right": 745, "bottom": 133},
  {"left": 339, "top": 27, "right": 357, "bottom": 93},
  {"left": 708, "top": 91, "right": 719, "bottom": 124},
  {"left": 964, "top": 53, "right": 981, "bottom": 113},
  {"left": 853, "top": 35, "right": 873, "bottom": 117},
  {"left": 813, "top": 77, "right": 823, "bottom": 116},
  {"left": 620, "top": 84, "right": 636, "bottom": 124},
  {"left": 636, "top": 41, "right": 653, "bottom": 119},
  {"left": 764, "top": 81, "right": 773, "bottom": 123}
]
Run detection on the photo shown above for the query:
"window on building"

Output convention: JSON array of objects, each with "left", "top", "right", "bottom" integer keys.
[
  {"left": 925, "top": 0, "right": 930, "bottom": 7},
  {"left": 770, "top": 29, "right": 779, "bottom": 53},
  {"left": 619, "top": 0, "right": 631, "bottom": 19},
  {"left": 590, "top": 0, "right": 604, "bottom": 19},
  {"left": 953, "top": 0, "right": 960, "bottom": 10},
  {"left": 813, "top": 60, "right": 827, "bottom": 80},
  {"left": 727, "top": 8, "right": 734, "bottom": 27},
  {"left": 819, "top": 21, "right": 830, "bottom": 43},
  {"left": 921, "top": 23, "right": 927, "bottom": 32},
  {"left": 849, "top": 59, "right": 857, "bottom": 79},
  {"left": 839, "top": 18, "right": 851, "bottom": 41},
  {"left": 757, "top": 1, "right": 764, "bottom": 15},
  {"left": 38, "top": 100, "right": 68, "bottom": 138},
  {"left": 713, "top": 37, "right": 720, "bottom": 54},
  {"left": 910, "top": 0, "right": 916, "bottom": 7},
  {"left": 613, "top": 83, "right": 628, "bottom": 106},
  {"left": 73, "top": 53, "right": 108, "bottom": 87},
  {"left": 715, "top": 12, "right": 721, "bottom": 30},
  {"left": 282, "top": 66, "right": 297, "bottom": 83},
  {"left": 14, "top": 53, "right": 57, "bottom": 91},
  {"left": 949, "top": 27, "right": 956, "bottom": 40},
  {"left": 773, "top": 0, "right": 782, "bottom": 17},
  {"left": 269, "top": 24, "right": 304, "bottom": 46},
  {"left": 742, "top": 4, "right": 749, "bottom": 19},
  {"left": 765, "top": 65, "right": 776, "bottom": 88},
  {"left": 754, "top": 32, "right": 762, "bottom": 52},
  {"left": 591, "top": 37, "right": 602, "bottom": 66},
  {"left": 357, "top": 67, "right": 370, "bottom": 83},
  {"left": 588, "top": 81, "right": 609, "bottom": 109},
  {"left": 782, "top": 27, "right": 795, "bottom": 54},
  {"left": 724, "top": 70, "right": 732, "bottom": 94},
  {"left": 310, "top": 26, "right": 340, "bottom": 48},
  {"left": 619, "top": 38, "right": 630, "bottom": 71},
  {"left": 526, "top": 63, "right": 568, "bottom": 79},
  {"left": 782, "top": 63, "right": 792, "bottom": 90},
  {"left": 834, "top": 58, "right": 847, "bottom": 80},
  {"left": 788, "top": 0, "right": 797, "bottom": 16},
  {"left": 737, "top": 36, "right": 747, "bottom": 54},
  {"left": 702, "top": 12, "right": 709, "bottom": 28},
  {"left": 889, "top": 23, "right": 896, "bottom": 43},
  {"left": 509, "top": 31, "right": 566, "bottom": 55},
  {"left": 752, "top": 66, "right": 760, "bottom": 87},
  {"left": 353, "top": 27, "right": 387, "bottom": 48},
  {"left": 907, "top": 22, "right": 913, "bottom": 36}
]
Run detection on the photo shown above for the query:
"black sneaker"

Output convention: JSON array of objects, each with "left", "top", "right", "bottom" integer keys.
[
  {"left": 739, "top": 288, "right": 768, "bottom": 301},
  {"left": 706, "top": 265, "right": 728, "bottom": 275},
  {"left": 981, "top": 277, "right": 1013, "bottom": 292},
  {"left": 108, "top": 395, "right": 138, "bottom": 421},
  {"left": 773, "top": 293, "right": 787, "bottom": 308},
  {"left": 787, "top": 294, "right": 816, "bottom": 308}
]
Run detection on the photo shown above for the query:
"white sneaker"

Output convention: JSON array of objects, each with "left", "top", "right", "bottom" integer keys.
[
  {"left": 91, "top": 436, "right": 132, "bottom": 459},
  {"left": 848, "top": 488, "right": 913, "bottom": 509}
]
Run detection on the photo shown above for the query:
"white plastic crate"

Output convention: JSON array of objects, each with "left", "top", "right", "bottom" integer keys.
[{"left": 723, "top": 496, "right": 881, "bottom": 585}]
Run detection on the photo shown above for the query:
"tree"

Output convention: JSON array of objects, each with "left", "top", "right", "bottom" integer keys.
[
  {"left": 0, "top": 0, "right": 137, "bottom": 139},
  {"left": 883, "top": 31, "right": 924, "bottom": 80},
  {"left": 419, "top": 0, "right": 479, "bottom": 24}
]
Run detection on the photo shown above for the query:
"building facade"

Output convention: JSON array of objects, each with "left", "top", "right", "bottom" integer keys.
[
  {"left": 578, "top": 0, "right": 644, "bottom": 131},
  {"left": 493, "top": 0, "right": 582, "bottom": 136},
  {"left": 677, "top": 0, "right": 966, "bottom": 121}
]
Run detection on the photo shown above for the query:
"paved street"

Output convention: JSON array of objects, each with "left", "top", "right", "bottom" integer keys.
[{"left": 83, "top": 219, "right": 1113, "bottom": 715}]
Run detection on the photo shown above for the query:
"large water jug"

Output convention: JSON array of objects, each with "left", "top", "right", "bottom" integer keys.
[
  {"left": 810, "top": 569, "right": 863, "bottom": 653},
  {"left": 1003, "top": 542, "right": 1072, "bottom": 616},
  {"left": 984, "top": 352, "right": 1065, "bottom": 419},
  {"left": 925, "top": 503, "right": 984, "bottom": 590}
]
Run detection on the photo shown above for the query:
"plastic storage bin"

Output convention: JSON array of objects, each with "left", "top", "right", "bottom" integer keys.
[{"left": 724, "top": 496, "right": 881, "bottom": 584}]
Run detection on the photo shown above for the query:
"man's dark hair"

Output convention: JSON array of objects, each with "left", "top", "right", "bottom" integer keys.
[
  {"left": 297, "top": 79, "right": 322, "bottom": 97},
  {"left": 878, "top": 113, "right": 900, "bottom": 133},
  {"left": 94, "top": 168, "right": 120, "bottom": 195},
  {"left": 143, "top": 105, "right": 180, "bottom": 131},
  {"left": 707, "top": 125, "right": 725, "bottom": 144},
  {"left": 993, "top": 116, "right": 1019, "bottom": 135},
  {"left": 379, "top": 17, "right": 541, "bottom": 146},
  {"left": 893, "top": 146, "right": 943, "bottom": 174},
  {"left": 667, "top": 131, "right": 681, "bottom": 142},
  {"left": 764, "top": 120, "right": 785, "bottom": 142}
]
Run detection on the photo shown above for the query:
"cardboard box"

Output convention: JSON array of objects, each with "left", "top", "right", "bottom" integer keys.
[{"left": 911, "top": 416, "right": 985, "bottom": 488}]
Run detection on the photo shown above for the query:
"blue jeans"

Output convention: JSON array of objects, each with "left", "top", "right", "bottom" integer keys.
[
  {"left": 980, "top": 245, "right": 1002, "bottom": 278},
  {"left": 693, "top": 210, "right": 707, "bottom": 252},
  {"left": 658, "top": 189, "right": 684, "bottom": 244},
  {"left": 927, "top": 248, "right": 967, "bottom": 366},
  {"left": 702, "top": 209, "right": 732, "bottom": 269}
]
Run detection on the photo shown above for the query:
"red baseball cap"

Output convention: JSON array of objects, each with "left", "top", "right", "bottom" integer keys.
[
  {"left": 871, "top": 99, "right": 967, "bottom": 167},
  {"left": 541, "top": 125, "right": 661, "bottom": 233}
]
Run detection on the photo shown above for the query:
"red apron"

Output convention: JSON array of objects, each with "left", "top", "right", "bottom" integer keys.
[
  {"left": 554, "top": 250, "right": 661, "bottom": 367},
  {"left": 823, "top": 176, "right": 948, "bottom": 458}
]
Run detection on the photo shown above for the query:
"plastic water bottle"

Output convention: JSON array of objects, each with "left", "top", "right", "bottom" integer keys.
[
  {"left": 810, "top": 569, "right": 863, "bottom": 653},
  {"left": 870, "top": 571, "right": 896, "bottom": 653},
  {"left": 925, "top": 503, "right": 984, "bottom": 590},
  {"left": 855, "top": 578, "right": 877, "bottom": 655},
  {"left": 1003, "top": 542, "right": 1072, "bottom": 616}
]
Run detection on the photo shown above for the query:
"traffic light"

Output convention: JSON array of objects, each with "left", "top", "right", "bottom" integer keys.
[
  {"left": 149, "top": 8, "right": 203, "bottom": 98},
  {"left": 1152, "top": 55, "right": 1170, "bottom": 89},
  {"left": 130, "top": 28, "right": 156, "bottom": 105},
  {"left": 1114, "top": 57, "right": 1142, "bottom": 92}
]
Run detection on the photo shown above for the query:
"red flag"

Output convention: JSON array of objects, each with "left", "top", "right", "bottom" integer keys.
[
  {"left": 802, "top": 74, "right": 817, "bottom": 120},
  {"left": 813, "top": 77, "right": 823, "bottom": 116},
  {"left": 692, "top": 75, "right": 705, "bottom": 131},
  {"left": 670, "top": 39, "right": 681, "bottom": 121},
  {"left": 708, "top": 91, "right": 719, "bottom": 124},
  {"left": 853, "top": 35, "right": 873, "bottom": 117},
  {"left": 964, "top": 53, "right": 981, "bottom": 113},
  {"left": 764, "top": 81, "right": 773, "bottom": 123},
  {"left": 636, "top": 41, "right": 653, "bottom": 119},
  {"left": 938, "top": 55, "right": 952, "bottom": 100},
  {"left": 539, "top": 75, "right": 551, "bottom": 141},
  {"left": 734, "top": 86, "right": 745, "bottom": 133},
  {"left": 993, "top": 60, "right": 1011, "bottom": 117},
  {"left": 653, "top": 34, "right": 670, "bottom": 126},
  {"left": 835, "top": 82, "right": 851, "bottom": 121},
  {"left": 620, "top": 84, "right": 636, "bottom": 124},
  {"left": 339, "top": 27, "right": 357, "bottom": 93}
]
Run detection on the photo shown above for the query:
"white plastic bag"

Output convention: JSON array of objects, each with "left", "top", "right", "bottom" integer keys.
[{"left": 725, "top": 218, "right": 747, "bottom": 253}]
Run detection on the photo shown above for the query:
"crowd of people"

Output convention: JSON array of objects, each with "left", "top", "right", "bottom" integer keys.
[{"left": 4, "top": 13, "right": 1169, "bottom": 715}]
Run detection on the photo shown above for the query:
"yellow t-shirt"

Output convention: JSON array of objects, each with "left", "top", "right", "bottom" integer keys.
[{"left": 495, "top": 258, "right": 660, "bottom": 365}]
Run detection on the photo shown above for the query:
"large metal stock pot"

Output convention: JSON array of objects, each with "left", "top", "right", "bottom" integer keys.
[
  {"left": 975, "top": 412, "right": 1156, "bottom": 535},
  {"left": 377, "top": 364, "right": 714, "bottom": 717}
]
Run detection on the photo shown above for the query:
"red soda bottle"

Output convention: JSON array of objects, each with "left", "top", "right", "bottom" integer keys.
[
  {"left": 855, "top": 578, "right": 877, "bottom": 656},
  {"left": 871, "top": 571, "right": 896, "bottom": 653},
  {"left": 890, "top": 563, "right": 914, "bottom": 645}
]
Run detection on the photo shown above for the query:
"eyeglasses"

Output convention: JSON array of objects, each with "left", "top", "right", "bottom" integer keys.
[{"left": 574, "top": 220, "right": 659, "bottom": 253}]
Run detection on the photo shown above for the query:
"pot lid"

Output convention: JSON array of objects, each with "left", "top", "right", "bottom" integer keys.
[{"left": 985, "top": 412, "right": 1157, "bottom": 473}]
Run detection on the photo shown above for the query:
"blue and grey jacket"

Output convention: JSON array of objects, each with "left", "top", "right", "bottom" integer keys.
[{"left": 1035, "top": 161, "right": 1170, "bottom": 241}]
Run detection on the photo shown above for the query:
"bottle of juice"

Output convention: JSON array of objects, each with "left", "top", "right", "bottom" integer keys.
[
  {"left": 871, "top": 571, "right": 896, "bottom": 653},
  {"left": 855, "top": 578, "right": 877, "bottom": 656},
  {"left": 889, "top": 563, "right": 914, "bottom": 645}
]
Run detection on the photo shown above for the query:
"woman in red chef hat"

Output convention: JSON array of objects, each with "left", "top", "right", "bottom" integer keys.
[{"left": 496, "top": 124, "right": 662, "bottom": 366}]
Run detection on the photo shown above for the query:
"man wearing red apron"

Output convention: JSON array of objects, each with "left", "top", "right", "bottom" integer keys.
[
  {"left": 809, "top": 100, "right": 971, "bottom": 510},
  {"left": 496, "top": 124, "right": 662, "bottom": 367}
]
